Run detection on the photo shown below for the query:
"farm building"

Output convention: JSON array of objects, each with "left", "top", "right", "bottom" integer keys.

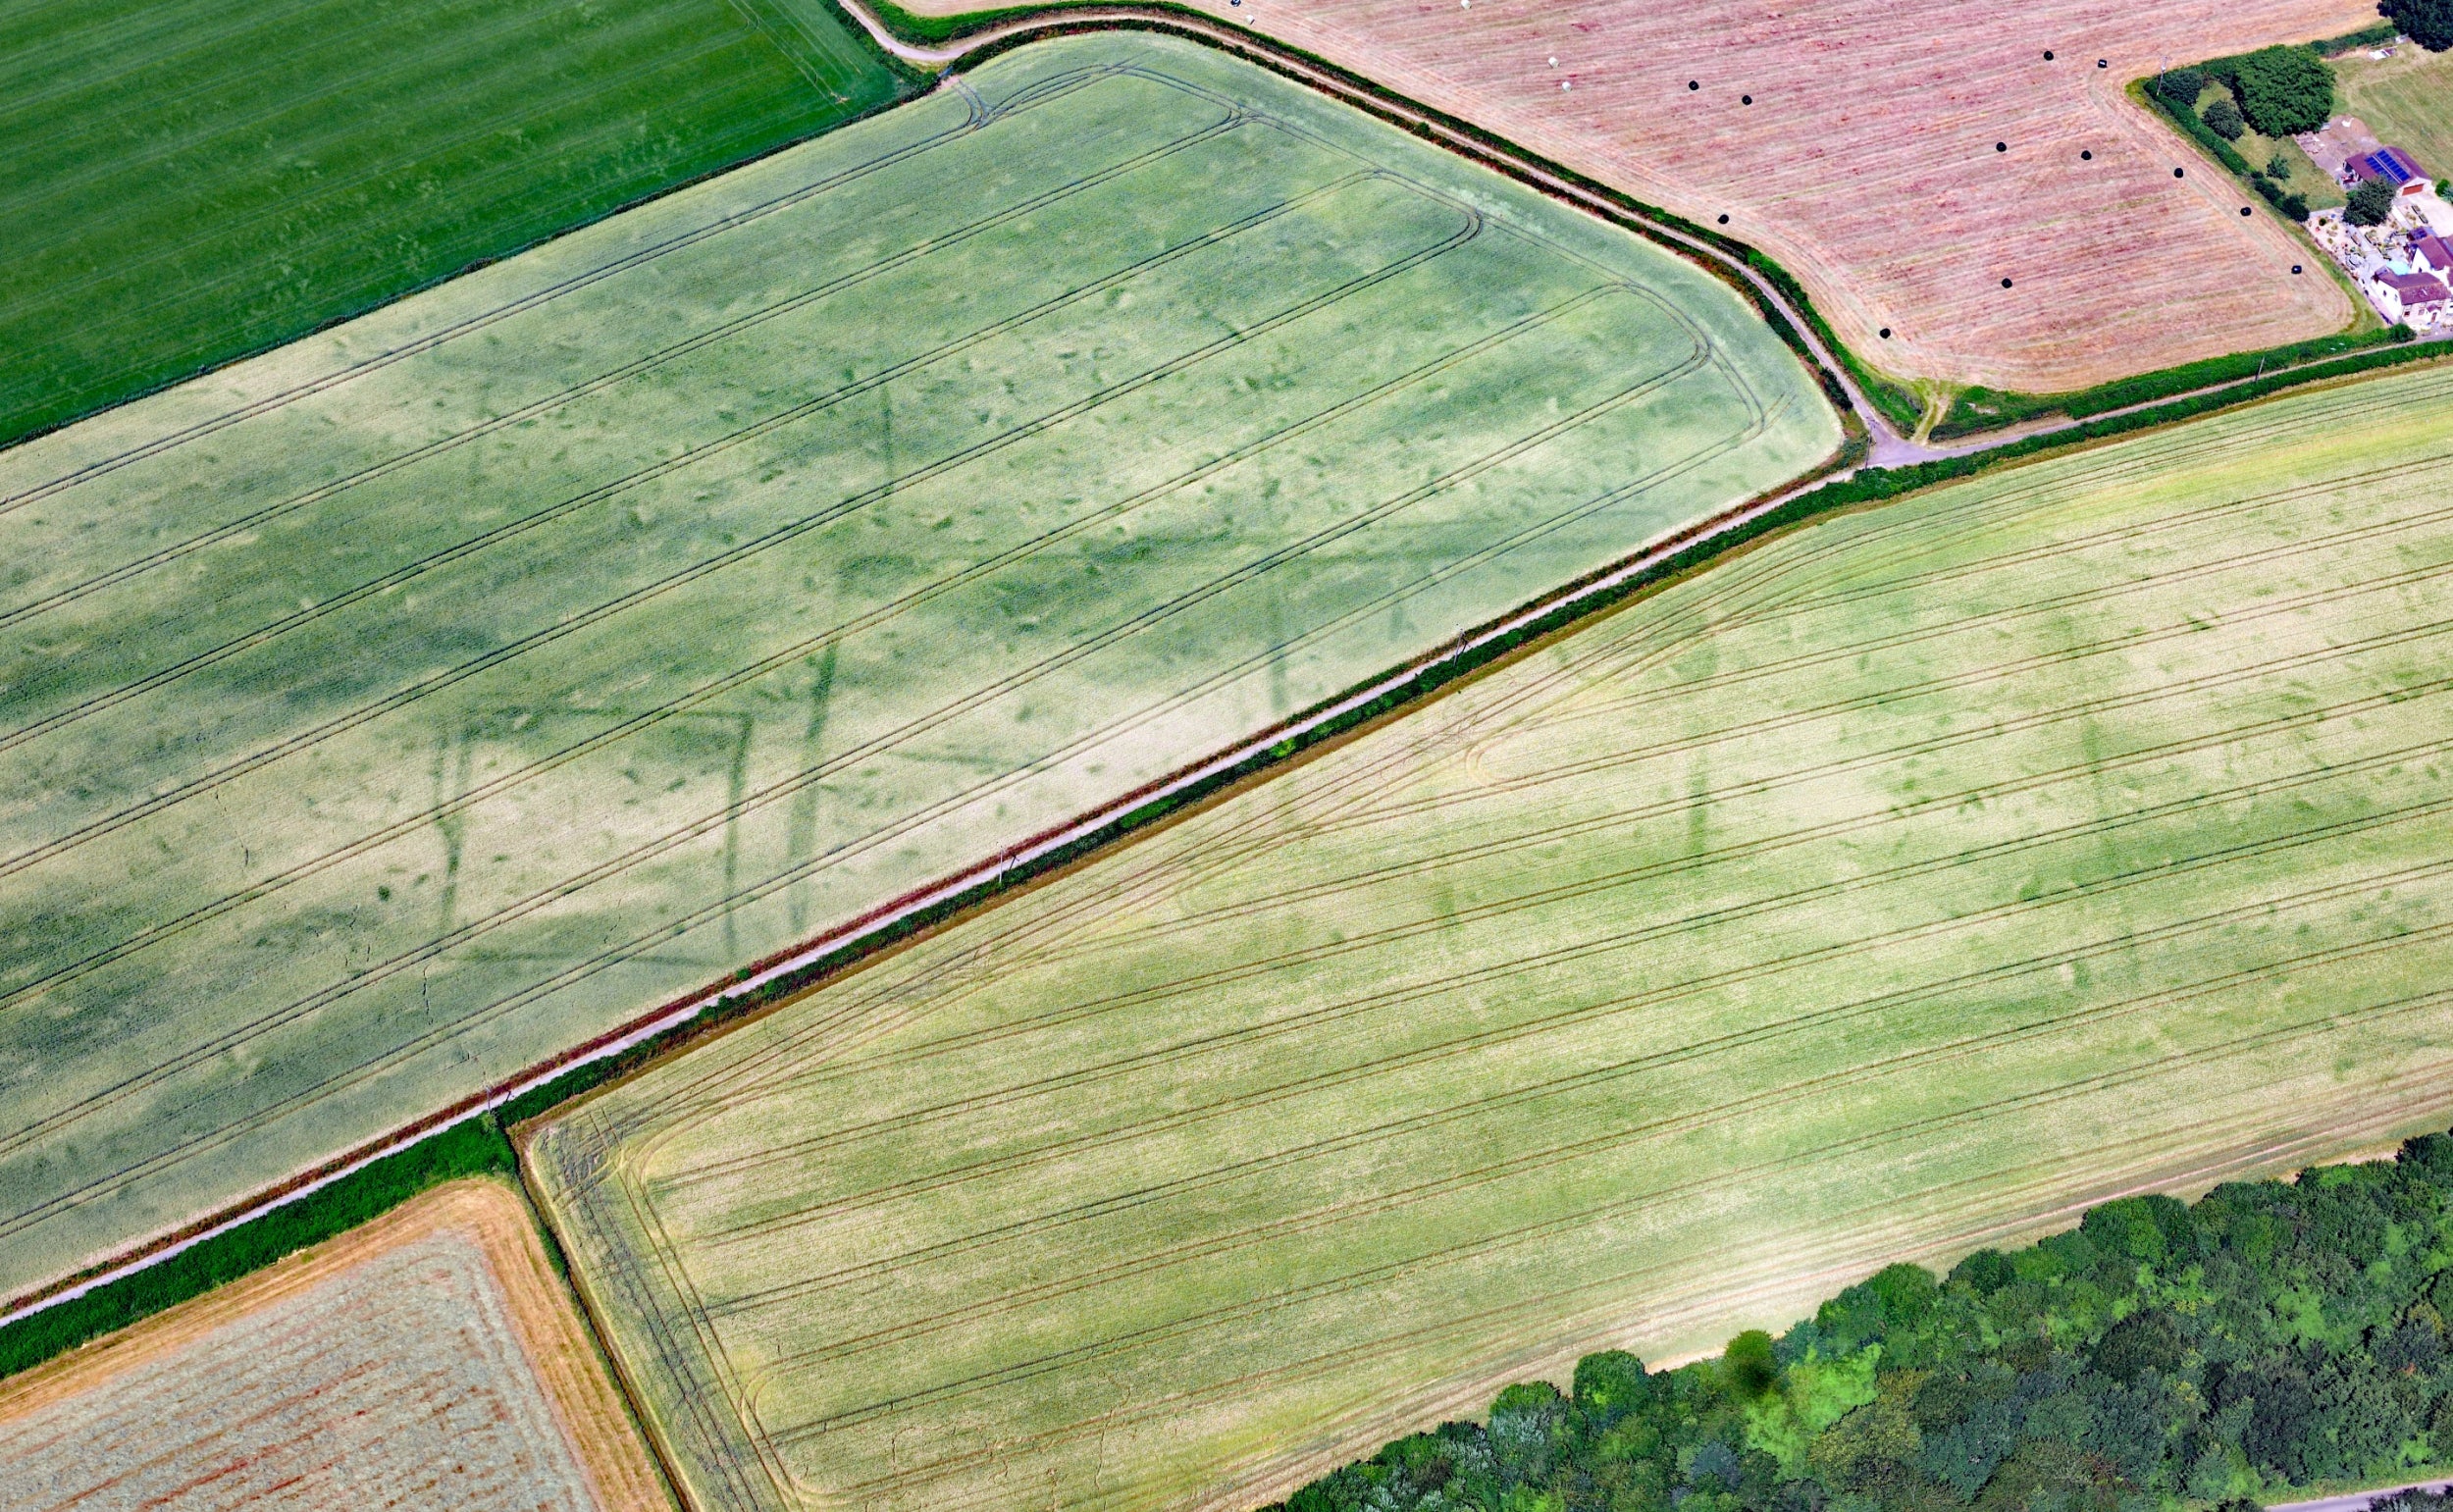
[
  {"left": 2413, "top": 232, "right": 2453, "bottom": 277},
  {"left": 2350, "top": 145, "right": 2432, "bottom": 196},
  {"left": 2367, "top": 266, "right": 2452, "bottom": 324}
]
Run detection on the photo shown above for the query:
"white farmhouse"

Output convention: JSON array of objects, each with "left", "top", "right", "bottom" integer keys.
[{"left": 2368, "top": 267, "right": 2452, "bottom": 326}]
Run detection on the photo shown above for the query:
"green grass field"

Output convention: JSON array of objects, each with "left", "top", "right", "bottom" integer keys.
[
  {"left": 0, "top": 0, "right": 905, "bottom": 450},
  {"left": 0, "top": 31, "right": 1835, "bottom": 1304},
  {"left": 2335, "top": 42, "right": 2453, "bottom": 188},
  {"left": 530, "top": 363, "right": 2453, "bottom": 1512}
]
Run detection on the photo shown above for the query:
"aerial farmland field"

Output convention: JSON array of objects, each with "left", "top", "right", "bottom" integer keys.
[
  {"left": 531, "top": 361, "right": 2453, "bottom": 1512},
  {"left": 903, "top": 0, "right": 2378, "bottom": 392},
  {"left": 2334, "top": 40, "right": 2453, "bottom": 191},
  {"left": 0, "top": 32, "right": 1837, "bottom": 1306},
  {"left": 0, "top": 0, "right": 904, "bottom": 449},
  {"left": 0, "top": 1179, "right": 668, "bottom": 1509}
]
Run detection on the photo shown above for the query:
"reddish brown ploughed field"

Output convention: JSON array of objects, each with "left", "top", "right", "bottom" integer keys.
[
  {"left": 922, "top": 0, "right": 2374, "bottom": 392},
  {"left": 0, "top": 1180, "right": 668, "bottom": 1511}
]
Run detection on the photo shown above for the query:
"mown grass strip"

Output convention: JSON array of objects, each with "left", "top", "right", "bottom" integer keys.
[{"left": 0, "top": 0, "right": 910, "bottom": 450}]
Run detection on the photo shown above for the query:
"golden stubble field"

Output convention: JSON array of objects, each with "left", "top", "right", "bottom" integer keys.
[
  {"left": 0, "top": 1180, "right": 668, "bottom": 1510},
  {"left": 903, "top": 0, "right": 2375, "bottom": 392}
]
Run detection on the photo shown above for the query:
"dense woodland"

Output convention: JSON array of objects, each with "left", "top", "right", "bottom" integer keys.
[{"left": 1272, "top": 1131, "right": 2453, "bottom": 1512}]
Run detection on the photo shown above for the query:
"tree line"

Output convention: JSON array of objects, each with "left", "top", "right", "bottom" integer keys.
[{"left": 1269, "top": 1128, "right": 2453, "bottom": 1512}]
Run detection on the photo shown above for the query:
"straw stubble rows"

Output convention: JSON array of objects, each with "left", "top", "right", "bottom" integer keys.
[
  {"left": 532, "top": 364, "right": 2453, "bottom": 1512},
  {"left": 951, "top": 0, "right": 2374, "bottom": 391},
  {"left": 0, "top": 33, "right": 1834, "bottom": 1303},
  {"left": 0, "top": 1179, "right": 668, "bottom": 1510}
]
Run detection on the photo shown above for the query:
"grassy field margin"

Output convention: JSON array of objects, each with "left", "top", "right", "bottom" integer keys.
[{"left": 0, "top": 0, "right": 921, "bottom": 452}]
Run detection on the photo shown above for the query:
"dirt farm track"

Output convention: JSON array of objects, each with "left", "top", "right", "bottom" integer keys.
[{"left": 897, "top": 0, "right": 2375, "bottom": 392}]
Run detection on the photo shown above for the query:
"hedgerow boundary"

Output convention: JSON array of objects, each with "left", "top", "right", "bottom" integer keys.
[
  {"left": 850, "top": 0, "right": 2421, "bottom": 445},
  {"left": 2, "top": 299, "right": 2440, "bottom": 1387},
  {"left": 0, "top": 1117, "right": 517, "bottom": 1379}
]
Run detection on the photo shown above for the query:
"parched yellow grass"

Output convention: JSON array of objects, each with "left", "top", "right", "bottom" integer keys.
[{"left": 0, "top": 1179, "right": 670, "bottom": 1511}]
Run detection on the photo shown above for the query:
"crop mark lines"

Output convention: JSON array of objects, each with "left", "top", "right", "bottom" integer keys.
[
  {"left": 672, "top": 737, "right": 2453, "bottom": 1224},
  {"left": 583, "top": 331, "right": 1763, "bottom": 1135},
  {"left": 0, "top": 288, "right": 1764, "bottom": 1241},
  {"left": 11, "top": 342, "right": 1744, "bottom": 1195},
  {"left": 0, "top": 280, "right": 1636, "bottom": 1019},
  {"left": 0, "top": 178, "right": 1481, "bottom": 881},
  {"left": 0, "top": 111, "right": 1268, "bottom": 637},
  {"left": 0, "top": 134, "right": 1312, "bottom": 756},
  {"left": 695, "top": 608, "right": 2453, "bottom": 1097}
]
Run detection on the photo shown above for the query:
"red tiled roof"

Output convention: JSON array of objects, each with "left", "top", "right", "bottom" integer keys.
[{"left": 2377, "top": 269, "right": 2451, "bottom": 304}]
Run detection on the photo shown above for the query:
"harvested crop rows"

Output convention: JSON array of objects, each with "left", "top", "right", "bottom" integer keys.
[
  {"left": 531, "top": 363, "right": 2453, "bottom": 1512},
  {"left": 0, "top": 32, "right": 1836, "bottom": 1304},
  {"left": 0, "top": 0, "right": 903, "bottom": 449},
  {"left": 961, "top": 0, "right": 2379, "bottom": 391},
  {"left": 0, "top": 1179, "right": 667, "bottom": 1510}
]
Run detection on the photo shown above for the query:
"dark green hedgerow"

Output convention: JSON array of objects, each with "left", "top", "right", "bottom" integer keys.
[
  {"left": 0, "top": 1117, "right": 515, "bottom": 1381},
  {"left": 1937, "top": 327, "right": 2411, "bottom": 439},
  {"left": 1269, "top": 1129, "right": 2453, "bottom": 1512},
  {"left": 2315, "top": 20, "right": 2402, "bottom": 56}
]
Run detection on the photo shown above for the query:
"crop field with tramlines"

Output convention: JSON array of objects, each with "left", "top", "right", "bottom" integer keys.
[
  {"left": 0, "top": 1180, "right": 668, "bottom": 1509},
  {"left": 0, "top": 0, "right": 904, "bottom": 449},
  {"left": 0, "top": 31, "right": 1836, "bottom": 1305},
  {"left": 938, "top": 0, "right": 2376, "bottom": 391},
  {"left": 530, "top": 362, "right": 2453, "bottom": 1512}
]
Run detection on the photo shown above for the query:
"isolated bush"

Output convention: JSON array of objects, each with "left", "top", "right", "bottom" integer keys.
[
  {"left": 1949, "top": 1248, "right": 2013, "bottom": 1296},
  {"left": 2222, "top": 46, "right": 2336, "bottom": 135},
  {"left": 2382, "top": 0, "right": 2453, "bottom": 51},
  {"left": 2153, "top": 67, "right": 2208, "bottom": 109},
  {"left": 2348, "top": 176, "right": 2397, "bottom": 223},
  {"left": 2203, "top": 95, "right": 2246, "bottom": 138},
  {"left": 1724, "top": 1330, "right": 1780, "bottom": 1398}
]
